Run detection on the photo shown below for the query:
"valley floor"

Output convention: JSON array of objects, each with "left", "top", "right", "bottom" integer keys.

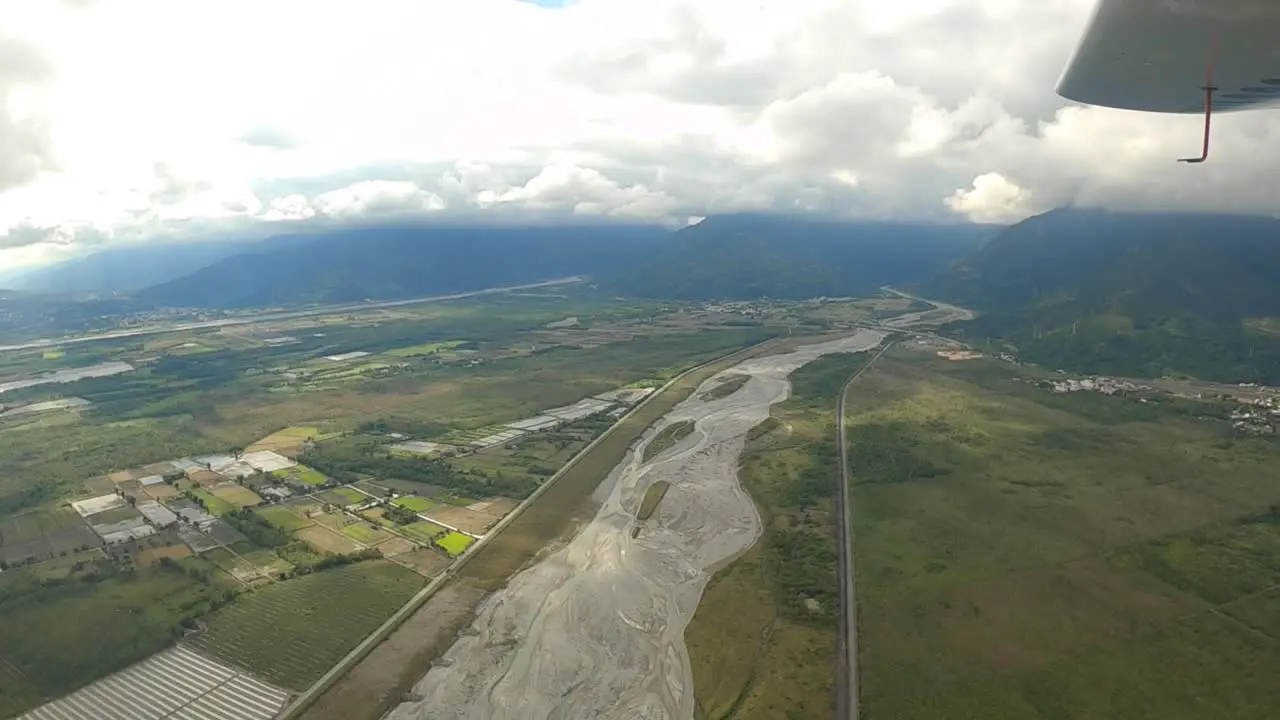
[{"left": 849, "top": 345, "right": 1280, "bottom": 720}]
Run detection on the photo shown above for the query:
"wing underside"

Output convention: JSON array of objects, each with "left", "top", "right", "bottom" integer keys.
[{"left": 1057, "top": 0, "right": 1280, "bottom": 114}]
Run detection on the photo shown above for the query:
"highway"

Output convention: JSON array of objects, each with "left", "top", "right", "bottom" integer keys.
[{"left": 834, "top": 342, "right": 892, "bottom": 720}]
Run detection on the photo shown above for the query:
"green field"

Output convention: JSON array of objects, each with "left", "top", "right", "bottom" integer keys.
[
  {"left": 273, "top": 465, "right": 329, "bottom": 486},
  {"left": 401, "top": 521, "right": 448, "bottom": 544},
  {"left": 436, "top": 532, "right": 474, "bottom": 557},
  {"left": 392, "top": 496, "right": 432, "bottom": 512},
  {"left": 333, "top": 487, "right": 367, "bottom": 504},
  {"left": 192, "top": 489, "right": 237, "bottom": 517},
  {"left": 255, "top": 506, "right": 314, "bottom": 532},
  {"left": 189, "top": 560, "right": 424, "bottom": 690},
  {"left": 211, "top": 484, "right": 264, "bottom": 508},
  {"left": 340, "top": 522, "right": 392, "bottom": 545},
  {"left": 0, "top": 506, "right": 84, "bottom": 545},
  {"left": 848, "top": 347, "right": 1280, "bottom": 720},
  {"left": 636, "top": 481, "right": 670, "bottom": 521}
]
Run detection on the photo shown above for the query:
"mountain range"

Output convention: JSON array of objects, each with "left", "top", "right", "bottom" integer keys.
[
  {"left": 925, "top": 207, "right": 1280, "bottom": 382},
  {"left": 19, "top": 215, "right": 995, "bottom": 309},
  {"left": 610, "top": 214, "right": 995, "bottom": 300},
  {"left": 5, "top": 235, "right": 317, "bottom": 296}
]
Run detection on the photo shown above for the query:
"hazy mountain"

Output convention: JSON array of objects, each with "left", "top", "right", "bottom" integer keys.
[
  {"left": 135, "top": 224, "right": 669, "bottom": 308},
  {"left": 8, "top": 236, "right": 317, "bottom": 295},
  {"left": 609, "top": 214, "right": 997, "bottom": 300},
  {"left": 926, "top": 207, "right": 1280, "bottom": 382}
]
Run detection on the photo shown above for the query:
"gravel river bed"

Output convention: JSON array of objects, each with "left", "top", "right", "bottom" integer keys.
[{"left": 385, "top": 330, "right": 886, "bottom": 720}]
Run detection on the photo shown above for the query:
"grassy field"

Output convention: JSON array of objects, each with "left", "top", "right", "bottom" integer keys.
[
  {"left": 192, "top": 489, "right": 237, "bottom": 516},
  {"left": 392, "top": 496, "right": 433, "bottom": 512},
  {"left": 341, "top": 522, "right": 392, "bottom": 545},
  {"left": 642, "top": 420, "right": 695, "bottom": 462},
  {"left": 256, "top": 506, "right": 314, "bottom": 532},
  {"left": 684, "top": 352, "right": 876, "bottom": 720},
  {"left": 188, "top": 560, "right": 424, "bottom": 690},
  {"left": 401, "top": 521, "right": 448, "bottom": 545},
  {"left": 848, "top": 347, "right": 1280, "bottom": 720},
  {"left": 211, "top": 483, "right": 264, "bottom": 508},
  {"left": 437, "top": 532, "right": 475, "bottom": 557},
  {"left": 294, "top": 526, "right": 362, "bottom": 555},
  {"left": 274, "top": 465, "right": 329, "bottom": 486}
]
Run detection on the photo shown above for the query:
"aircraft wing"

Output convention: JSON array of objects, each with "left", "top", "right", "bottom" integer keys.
[{"left": 1057, "top": 0, "right": 1280, "bottom": 114}]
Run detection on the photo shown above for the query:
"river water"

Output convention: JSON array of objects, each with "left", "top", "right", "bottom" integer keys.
[{"left": 385, "top": 330, "right": 886, "bottom": 720}]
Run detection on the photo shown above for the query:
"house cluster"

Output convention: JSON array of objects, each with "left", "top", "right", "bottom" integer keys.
[
  {"left": 1228, "top": 394, "right": 1280, "bottom": 434},
  {"left": 1024, "top": 376, "right": 1152, "bottom": 396}
]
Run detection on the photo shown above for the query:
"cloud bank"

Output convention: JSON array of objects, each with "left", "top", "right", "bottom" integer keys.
[{"left": 1, "top": 0, "right": 1277, "bottom": 267}]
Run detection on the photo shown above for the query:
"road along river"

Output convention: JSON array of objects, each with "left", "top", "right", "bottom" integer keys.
[{"left": 385, "top": 330, "right": 886, "bottom": 720}]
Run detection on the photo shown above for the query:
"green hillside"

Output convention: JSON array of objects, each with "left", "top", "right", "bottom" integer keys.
[
  {"left": 610, "top": 214, "right": 994, "bottom": 300},
  {"left": 926, "top": 207, "right": 1280, "bottom": 382}
]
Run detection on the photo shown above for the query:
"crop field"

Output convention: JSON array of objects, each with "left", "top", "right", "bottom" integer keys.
[
  {"left": 193, "top": 489, "right": 237, "bottom": 516},
  {"left": 294, "top": 525, "right": 362, "bottom": 555},
  {"left": 341, "top": 522, "right": 393, "bottom": 545},
  {"left": 273, "top": 465, "right": 329, "bottom": 486},
  {"left": 255, "top": 505, "right": 314, "bottom": 532},
  {"left": 211, "top": 483, "right": 264, "bottom": 508},
  {"left": 425, "top": 505, "right": 498, "bottom": 535},
  {"left": 400, "top": 521, "right": 448, "bottom": 545},
  {"left": 392, "top": 496, "right": 433, "bottom": 512},
  {"left": 394, "top": 548, "right": 452, "bottom": 577},
  {"left": 188, "top": 560, "right": 425, "bottom": 690},
  {"left": 848, "top": 347, "right": 1280, "bottom": 720},
  {"left": 0, "top": 506, "right": 83, "bottom": 545},
  {"left": 246, "top": 425, "right": 334, "bottom": 454},
  {"left": 315, "top": 487, "right": 367, "bottom": 506},
  {"left": 436, "top": 531, "right": 474, "bottom": 557}
]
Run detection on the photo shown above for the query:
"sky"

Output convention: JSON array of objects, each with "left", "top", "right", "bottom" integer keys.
[{"left": 1, "top": 0, "right": 1280, "bottom": 270}]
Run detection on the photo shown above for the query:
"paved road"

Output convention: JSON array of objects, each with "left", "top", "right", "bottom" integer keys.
[{"left": 834, "top": 342, "right": 892, "bottom": 720}]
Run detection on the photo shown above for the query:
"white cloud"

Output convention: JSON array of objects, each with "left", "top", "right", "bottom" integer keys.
[
  {"left": 0, "top": 0, "right": 1277, "bottom": 269},
  {"left": 947, "top": 172, "right": 1037, "bottom": 223}
]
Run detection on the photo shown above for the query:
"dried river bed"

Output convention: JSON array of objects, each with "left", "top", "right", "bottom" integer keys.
[{"left": 385, "top": 330, "right": 886, "bottom": 720}]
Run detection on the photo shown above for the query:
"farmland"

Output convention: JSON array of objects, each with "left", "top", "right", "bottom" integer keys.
[
  {"left": 256, "top": 505, "right": 314, "bottom": 532},
  {"left": 189, "top": 561, "right": 424, "bottom": 690},
  {"left": 0, "top": 290, "right": 907, "bottom": 716},
  {"left": 0, "top": 557, "right": 237, "bottom": 717},
  {"left": 848, "top": 346, "right": 1280, "bottom": 720}
]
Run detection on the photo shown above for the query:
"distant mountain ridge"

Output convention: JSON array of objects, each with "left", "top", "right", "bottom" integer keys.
[
  {"left": 925, "top": 207, "right": 1280, "bottom": 382},
  {"left": 608, "top": 214, "right": 997, "bottom": 300},
  {"left": 134, "top": 224, "right": 669, "bottom": 309},
  {"left": 130, "top": 216, "right": 998, "bottom": 309},
  {"left": 7, "top": 235, "right": 318, "bottom": 296}
]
